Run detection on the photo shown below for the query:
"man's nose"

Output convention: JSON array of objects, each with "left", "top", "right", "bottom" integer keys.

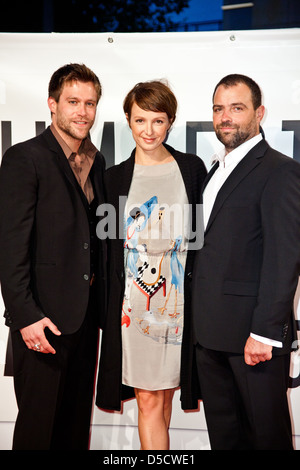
[
  {"left": 77, "top": 103, "right": 87, "bottom": 116},
  {"left": 221, "top": 109, "right": 232, "bottom": 121}
]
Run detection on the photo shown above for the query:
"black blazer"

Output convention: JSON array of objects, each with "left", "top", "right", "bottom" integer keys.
[
  {"left": 96, "top": 144, "right": 207, "bottom": 411},
  {"left": 192, "top": 138, "right": 300, "bottom": 354},
  {"left": 0, "top": 127, "right": 106, "bottom": 334}
]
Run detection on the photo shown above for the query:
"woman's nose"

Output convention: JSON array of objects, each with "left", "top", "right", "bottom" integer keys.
[{"left": 145, "top": 122, "right": 153, "bottom": 135}]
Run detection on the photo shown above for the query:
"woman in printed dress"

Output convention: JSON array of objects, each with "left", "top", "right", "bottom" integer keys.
[{"left": 96, "top": 80, "right": 207, "bottom": 450}]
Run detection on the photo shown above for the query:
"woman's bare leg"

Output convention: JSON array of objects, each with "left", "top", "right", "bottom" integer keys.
[{"left": 135, "top": 388, "right": 175, "bottom": 450}]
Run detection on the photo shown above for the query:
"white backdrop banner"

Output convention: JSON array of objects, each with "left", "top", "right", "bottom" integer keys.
[{"left": 0, "top": 29, "right": 300, "bottom": 449}]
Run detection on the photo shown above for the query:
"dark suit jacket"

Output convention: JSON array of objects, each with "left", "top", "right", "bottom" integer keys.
[
  {"left": 0, "top": 127, "right": 106, "bottom": 335},
  {"left": 192, "top": 138, "right": 300, "bottom": 354},
  {"left": 96, "top": 143, "right": 207, "bottom": 411}
]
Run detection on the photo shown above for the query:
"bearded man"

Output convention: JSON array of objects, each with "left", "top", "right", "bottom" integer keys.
[
  {"left": 0, "top": 63, "right": 106, "bottom": 449},
  {"left": 192, "top": 74, "right": 300, "bottom": 450}
]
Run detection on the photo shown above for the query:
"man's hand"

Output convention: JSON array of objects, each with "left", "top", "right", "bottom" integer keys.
[
  {"left": 20, "top": 318, "right": 61, "bottom": 354},
  {"left": 244, "top": 336, "right": 273, "bottom": 366}
]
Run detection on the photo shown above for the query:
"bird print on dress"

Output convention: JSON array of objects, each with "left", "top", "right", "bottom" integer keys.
[
  {"left": 122, "top": 195, "right": 186, "bottom": 345},
  {"left": 122, "top": 196, "right": 158, "bottom": 327},
  {"left": 158, "top": 236, "right": 184, "bottom": 318}
]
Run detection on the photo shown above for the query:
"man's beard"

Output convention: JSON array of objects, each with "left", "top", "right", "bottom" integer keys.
[
  {"left": 56, "top": 113, "right": 93, "bottom": 141},
  {"left": 215, "top": 121, "right": 256, "bottom": 151}
]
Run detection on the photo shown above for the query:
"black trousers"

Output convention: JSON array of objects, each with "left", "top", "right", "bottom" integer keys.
[
  {"left": 11, "top": 295, "right": 99, "bottom": 450},
  {"left": 195, "top": 344, "right": 293, "bottom": 450}
]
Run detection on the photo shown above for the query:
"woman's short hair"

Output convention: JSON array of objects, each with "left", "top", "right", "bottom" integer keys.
[{"left": 123, "top": 80, "right": 177, "bottom": 123}]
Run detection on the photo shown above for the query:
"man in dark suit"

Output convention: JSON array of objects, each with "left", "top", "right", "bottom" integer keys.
[
  {"left": 0, "top": 63, "right": 106, "bottom": 449},
  {"left": 192, "top": 74, "right": 300, "bottom": 449}
]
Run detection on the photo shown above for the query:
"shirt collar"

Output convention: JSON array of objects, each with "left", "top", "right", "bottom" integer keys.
[
  {"left": 50, "top": 123, "right": 97, "bottom": 161},
  {"left": 212, "top": 133, "right": 263, "bottom": 168}
]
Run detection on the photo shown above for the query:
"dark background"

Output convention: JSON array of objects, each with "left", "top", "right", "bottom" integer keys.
[{"left": 0, "top": 0, "right": 299, "bottom": 33}]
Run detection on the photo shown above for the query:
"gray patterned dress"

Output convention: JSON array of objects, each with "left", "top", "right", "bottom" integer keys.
[{"left": 121, "top": 160, "right": 188, "bottom": 390}]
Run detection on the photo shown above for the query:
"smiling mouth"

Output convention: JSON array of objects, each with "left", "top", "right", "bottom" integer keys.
[{"left": 218, "top": 121, "right": 237, "bottom": 130}]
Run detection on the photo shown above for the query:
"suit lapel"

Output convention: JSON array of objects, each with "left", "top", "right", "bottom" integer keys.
[
  {"left": 205, "top": 139, "right": 268, "bottom": 233},
  {"left": 42, "top": 127, "right": 80, "bottom": 192},
  {"left": 43, "top": 127, "right": 105, "bottom": 208},
  {"left": 90, "top": 152, "right": 105, "bottom": 205},
  {"left": 111, "top": 152, "right": 135, "bottom": 261},
  {"left": 172, "top": 150, "right": 193, "bottom": 205},
  {"left": 111, "top": 151, "right": 135, "bottom": 212},
  {"left": 119, "top": 152, "right": 135, "bottom": 200},
  {"left": 201, "top": 162, "right": 219, "bottom": 201}
]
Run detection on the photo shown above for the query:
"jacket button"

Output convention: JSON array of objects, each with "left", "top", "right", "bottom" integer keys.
[
  {"left": 83, "top": 274, "right": 89, "bottom": 281},
  {"left": 83, "top": 242, "right": 89, "bottom": 249},
  {"left": 282, "top": 323, "right": 288, "bottom": 338},
  {"left": 187, "top": 272, "right": 192, "bottom": 280}
]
